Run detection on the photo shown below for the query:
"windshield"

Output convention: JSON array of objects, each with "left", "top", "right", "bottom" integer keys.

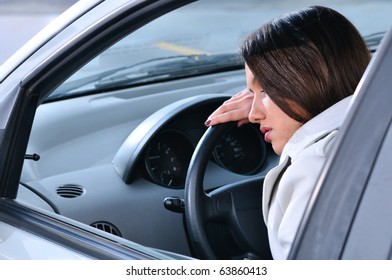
[{"left": 48, "top": 0, "right": 392, "bottom": 100}]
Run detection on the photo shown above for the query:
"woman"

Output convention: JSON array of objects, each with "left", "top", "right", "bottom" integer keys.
[{"left": 205, "top": 6, "right": 371, "bottom": 259}]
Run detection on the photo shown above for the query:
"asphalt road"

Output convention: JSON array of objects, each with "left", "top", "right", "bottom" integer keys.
[{"left": 0, "top": 0, "right": 77, "bottom": 64}]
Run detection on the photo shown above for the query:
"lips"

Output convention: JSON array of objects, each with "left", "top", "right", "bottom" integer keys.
[{"left": 261, "top": 127, "right": 272, "bottom": 143}]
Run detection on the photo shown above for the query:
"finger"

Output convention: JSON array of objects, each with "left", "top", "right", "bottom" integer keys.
[
  {"left": 208, "top": 92, "right": 253, "bottom": 119},
  {"left": 208, "top": 101, "right": 238, "bottom": 119},
  {"left": 206, "top": 108, "right": 249, "bottom": 126},
  {"left": 237, "top": 119, "right": 250, "bottom": 127}
]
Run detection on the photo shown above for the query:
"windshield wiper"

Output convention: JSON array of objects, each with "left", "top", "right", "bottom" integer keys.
[
  {"left": 364, "top": 31, "right": 385, "bottom": 52},
  {"left": 48, "top": 54, "right": 242, "bottom": 100},
  {"left": 47, "top": 67, "right": 131, "bottom": 100},
  {"left": 94, "top": 53, "right": 243, "bottom": 89}
]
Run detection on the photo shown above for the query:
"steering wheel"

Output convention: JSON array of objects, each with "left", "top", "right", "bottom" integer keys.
[{"left": 184, "top": 122, "right": 272, "bottom": 260}]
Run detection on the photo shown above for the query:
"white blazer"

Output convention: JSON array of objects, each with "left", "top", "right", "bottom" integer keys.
[{"left": 262, "top": 96, "right": 353, "bottom": 259}]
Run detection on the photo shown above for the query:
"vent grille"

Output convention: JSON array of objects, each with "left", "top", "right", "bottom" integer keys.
[
  {"left": 91, "top": 222, "right": 122, "bottom": 237},
  {"left": 56, "top": 184, "right": 84, "bottom": 198}
]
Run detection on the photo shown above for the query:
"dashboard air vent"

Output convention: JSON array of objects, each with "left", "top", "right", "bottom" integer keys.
[
  {"left": 56, "top": 184, "right": 84, "bottom": 198},
  {"left": 91, "top": 222, "right": 122, "bottom": 237}
]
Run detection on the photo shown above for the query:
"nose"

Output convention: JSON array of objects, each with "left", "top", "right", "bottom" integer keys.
[{"left": 248, "top": 94, "right": 265, "bottom": 123}]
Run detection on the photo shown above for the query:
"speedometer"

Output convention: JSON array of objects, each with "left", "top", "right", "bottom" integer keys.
[
  {"left": 143, "top": 130, "right": 194, "bottom": 188},
  {"left": 213, "top": 124, "right": 266, "bottom": 174}
]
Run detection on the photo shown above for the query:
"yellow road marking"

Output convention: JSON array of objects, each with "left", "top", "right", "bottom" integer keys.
[{"left": 155, "top": 41, "right": 209, "bottom": 55}]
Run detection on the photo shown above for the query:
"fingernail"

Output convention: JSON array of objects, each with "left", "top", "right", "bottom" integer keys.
[{"left": 204, "top": 119, "right": 211, "bottom": 127}]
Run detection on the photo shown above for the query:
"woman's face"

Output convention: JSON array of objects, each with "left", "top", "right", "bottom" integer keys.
[{"left": 246, "top": 65, "right": 303, "bottom": 155}]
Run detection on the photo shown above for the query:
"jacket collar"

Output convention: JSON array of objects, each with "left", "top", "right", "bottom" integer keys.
[
  {"left": 279, "top": 95, "right": 353, "bottom": 164},
  {"left": 262, "top": 95, "right": 353, "bottom": 224}
]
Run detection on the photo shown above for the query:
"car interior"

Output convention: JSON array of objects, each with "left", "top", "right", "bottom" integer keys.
[
  {"left": 19, "top": 66, "right": 279, "bottom": 258},
  {"left": 13, "top": 0, "right": 390, "bottom": 260}
]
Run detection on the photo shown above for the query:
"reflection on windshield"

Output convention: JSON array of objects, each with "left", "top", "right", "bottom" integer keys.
[{"left": 48, "top": 54, "right": 243, "bottom": 99}]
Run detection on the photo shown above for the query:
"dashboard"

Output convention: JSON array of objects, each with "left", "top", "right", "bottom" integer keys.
[
  {"left": 21, "top": 78, "right": 279, "bottom": 256},
  {"left": 113, "top": 94, "right": 273, "bottom": 189}
]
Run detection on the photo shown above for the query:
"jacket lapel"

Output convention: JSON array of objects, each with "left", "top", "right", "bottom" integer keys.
[{"left": 262, "top": 156, "right": 291, "bottom": 224}]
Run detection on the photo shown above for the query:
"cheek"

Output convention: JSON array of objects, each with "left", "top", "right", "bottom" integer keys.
[
  {"left": 282, "top": 122, "right": 302, "bottom": 143},
  {"left": 272, "top": 127, "right": 297, "bottom": 155},
  {"left": 277, "top": 118, "right": 302, "bottom": 141}
]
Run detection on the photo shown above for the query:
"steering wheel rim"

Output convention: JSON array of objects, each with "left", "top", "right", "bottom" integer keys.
[{"left": 184, "top": 122, "right": 236, "bottom": 259}]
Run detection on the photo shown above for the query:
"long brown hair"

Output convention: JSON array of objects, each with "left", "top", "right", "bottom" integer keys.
[{"left": 241, "top": 6, "right": 371, "bottom": 123}]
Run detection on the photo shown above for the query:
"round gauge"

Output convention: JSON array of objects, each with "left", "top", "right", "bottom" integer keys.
[
  {"left": 143, "top": 130, "right": 194, "bottom": 188},
  {"left": 212, "top": 124, "right": 266, "bottom": 175}
]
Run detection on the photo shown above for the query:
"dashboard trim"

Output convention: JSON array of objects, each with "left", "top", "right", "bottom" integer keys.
[{"left": 112, "top": 94, "right": 231, "bottom": 184}]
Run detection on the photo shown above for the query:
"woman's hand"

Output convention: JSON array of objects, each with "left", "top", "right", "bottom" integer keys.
[{"left": 205, "top": 88, "right": 253, "bottom": 127}]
